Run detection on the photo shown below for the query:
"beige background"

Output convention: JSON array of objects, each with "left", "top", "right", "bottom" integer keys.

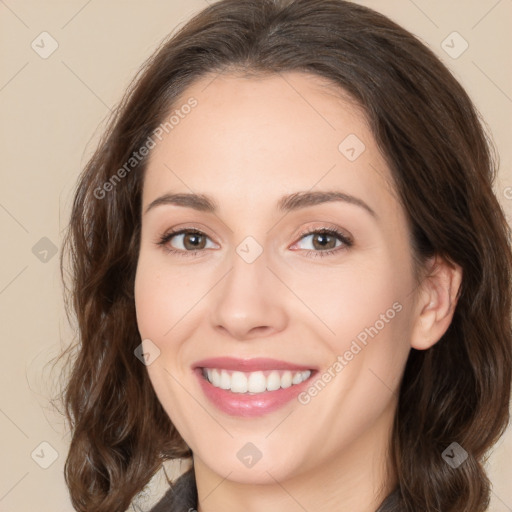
[{"left": 0, "top": 0, "right": 511, "bottom": 511}]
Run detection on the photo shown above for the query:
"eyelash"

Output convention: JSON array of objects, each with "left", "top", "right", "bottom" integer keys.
[{"left": 156, "top": 226, "right": 353, "bottom": 259}]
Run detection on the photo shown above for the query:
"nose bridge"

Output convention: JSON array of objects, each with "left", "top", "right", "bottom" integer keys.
[{"left": 209, "top": 242, "right": 287, "bottom": 339}]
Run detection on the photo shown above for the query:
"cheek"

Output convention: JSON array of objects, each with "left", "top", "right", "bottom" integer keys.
[
  {"left": 286, "top": 255, "right": 409, "bottom": 349},
  {"left": 134, "top": 255, "right": 198, "bottom": 428},
  {"left": 134, "top": 252, "right": 202, "bottom": 339},
  {"left": 134, "top": 267, "right": 165, "bottom": 339}
]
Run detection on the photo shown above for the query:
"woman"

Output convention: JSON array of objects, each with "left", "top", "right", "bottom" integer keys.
[{"left": 58, "top": 0, "right": 512, "bottom": 511}]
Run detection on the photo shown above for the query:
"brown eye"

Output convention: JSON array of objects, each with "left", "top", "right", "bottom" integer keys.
[
  {"left": 293, "top": 228, "right": 353, "bottom": 253},
  {"left": 180, "top": 231, "right": 208, "bottom": 250},
  {"left": 310, "top": 232, "right": 338, "bottom": 250},
  {"left": 157, "top": 229, "right": 216, "bottom": 255}
]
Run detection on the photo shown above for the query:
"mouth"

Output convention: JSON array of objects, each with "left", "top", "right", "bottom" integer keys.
[
  {"left": 192, "top": 357, "right": 318, "bottom": 417},
  {"left": 200, "top": 367, "right": 313, "bottom": 394}
]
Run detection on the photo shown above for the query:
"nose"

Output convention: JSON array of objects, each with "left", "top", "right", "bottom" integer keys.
[{"left": 209, "top": 249, "right": 288, "bottom": 341}]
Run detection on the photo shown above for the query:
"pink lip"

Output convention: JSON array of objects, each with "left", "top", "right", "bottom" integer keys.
[
  {"left": 192, "top": 357, "right": 317, "bottom": 417},
  {"left": 193, "top": 357, "right": 315, "bottom": 372}
]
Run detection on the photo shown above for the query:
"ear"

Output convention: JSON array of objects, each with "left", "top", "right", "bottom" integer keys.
[{"left": 410, "top": 254, "right": 463, "bottom": 350}]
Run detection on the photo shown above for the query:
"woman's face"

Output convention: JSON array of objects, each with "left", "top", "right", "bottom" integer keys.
[{"left": 134, "top": 71, "right": 419, "bottom": 485}]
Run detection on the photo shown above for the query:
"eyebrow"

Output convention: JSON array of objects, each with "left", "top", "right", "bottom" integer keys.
[{"left": 144, "top": 190, "right": 377, "bottom": 219}]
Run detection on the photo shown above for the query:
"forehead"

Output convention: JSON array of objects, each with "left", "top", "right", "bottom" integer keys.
[{"left": 142, "top": 71, "right": 396, "bottom": 215}]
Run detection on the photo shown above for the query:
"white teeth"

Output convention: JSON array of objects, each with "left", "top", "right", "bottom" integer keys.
[
  {"left": 202, "top": 368, "right": 312, "bottom": 393},
  {"left": 281, "top": 371, "right": 292, "bottom": 389},
  {"left": 231, "top": 371, "right": 248, "bottom": 393},
  {"left": 292, "top": 371, "right": 303, "bottom": 385},
  {"left": 248, "top": 371, "right": 267, "bottom": 393},
  {"left": 210, "top": 369, "right": 219, "bottom": 387},
  {"left": 219, "top": 369, "right": 231, "bottom": 389},
  {"left": 267, "top": 370, "right": 281, "bottom": 391}
]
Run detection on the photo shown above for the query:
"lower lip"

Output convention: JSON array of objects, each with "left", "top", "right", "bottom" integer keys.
[{"left": 194, "top": 368, "right": 315, "bottom": 417}]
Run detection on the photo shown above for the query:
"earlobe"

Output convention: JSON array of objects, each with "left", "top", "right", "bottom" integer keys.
[{"left": 410, "top": 255, "right": 463, "bottom": 351}]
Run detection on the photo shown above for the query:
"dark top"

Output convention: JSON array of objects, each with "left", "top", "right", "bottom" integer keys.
[{"left": 149, "top": 468, "right": 401, "bottom": 511}]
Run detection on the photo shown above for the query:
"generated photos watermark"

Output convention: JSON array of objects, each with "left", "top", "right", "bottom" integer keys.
[
  {"left": 298, "top": 301, "right": 403, "bottom": 405},
  {"left": 94, "top": 97, "right": 198, "bottom": 199}
]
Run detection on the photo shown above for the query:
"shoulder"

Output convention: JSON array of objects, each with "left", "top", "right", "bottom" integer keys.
[
  {"left": 376, "top": 486, "right": 401, "bottom": 512},
  {"left": 149, "top": 468, "right": 197, "bottom": 512}
]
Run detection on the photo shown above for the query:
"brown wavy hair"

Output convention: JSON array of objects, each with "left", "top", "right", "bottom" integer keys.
[{"left": 56, "top": 0, "right": 512, "bottom": 510}]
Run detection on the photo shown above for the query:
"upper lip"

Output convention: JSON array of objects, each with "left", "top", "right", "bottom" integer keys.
[{"left": 193, "top": 357, "right": 316, "bottom": 372}]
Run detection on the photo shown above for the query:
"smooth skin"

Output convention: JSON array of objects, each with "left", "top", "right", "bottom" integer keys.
[{"left": 134, "top": 71, "right": 462, "bottom": 512}]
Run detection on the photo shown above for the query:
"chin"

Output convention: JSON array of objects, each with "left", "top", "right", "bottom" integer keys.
[{"left": 195, "top": 450, "right": 304, "bottom": 485}]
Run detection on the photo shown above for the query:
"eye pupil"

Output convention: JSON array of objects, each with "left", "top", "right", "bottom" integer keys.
[
  {"left": 184, "top": 233, "right": 206, "bottom": 250},
  {"left": 313, "top": 233, "right": 336, "bottom": 250}
]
